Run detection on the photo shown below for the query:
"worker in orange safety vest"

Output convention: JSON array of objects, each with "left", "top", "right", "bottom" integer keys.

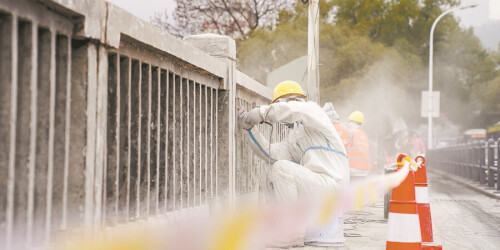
[
  {"left": 323, "top": 103, "right": 371, "bottom": 178},
  {"left": 343, "top": 111, "right": 371, "bottom": 177}
]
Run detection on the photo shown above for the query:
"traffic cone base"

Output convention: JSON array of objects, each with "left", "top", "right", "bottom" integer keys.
[
  {"left": 386, "top": 242, "right": 421, "bottom": 250},
  {"left": 422, "top": 242, "right": 443, "bottom": 250}
]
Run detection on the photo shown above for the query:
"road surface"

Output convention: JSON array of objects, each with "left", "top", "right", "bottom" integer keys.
[{"left": 281, "top": 171, "right": 500, "bottom": 249}]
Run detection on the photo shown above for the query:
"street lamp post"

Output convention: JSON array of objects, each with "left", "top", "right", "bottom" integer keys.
[{"left": 427, "top": 3, "right": 478, "bottom": 149}]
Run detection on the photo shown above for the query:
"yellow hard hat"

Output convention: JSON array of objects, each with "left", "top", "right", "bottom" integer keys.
[
  {"left": 271, "top": 80, "right": 306, "bottom": 104},
  {"left": 348, "top": 111, "right": 364, "bottom": 124}
]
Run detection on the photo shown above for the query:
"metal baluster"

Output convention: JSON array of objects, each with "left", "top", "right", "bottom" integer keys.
[
  {"left": 479, "top": 141, "right": 487, "bottom": 185},
  {"left": 487, "top": 138, "right": 495, "bottom": 188},
  {"left": 496, "top": 138, "right": 500, "bottom": 191},
  {"left": 473, "top": 142, "right": 480, "bottom": 182},
  {"left": 467, "top": 143, "right": 472, "bottom": 180}
]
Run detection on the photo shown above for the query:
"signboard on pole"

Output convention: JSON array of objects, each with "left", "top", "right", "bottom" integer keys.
[{"left": 421, "top": 91, "right": 440, "bottom": 118}]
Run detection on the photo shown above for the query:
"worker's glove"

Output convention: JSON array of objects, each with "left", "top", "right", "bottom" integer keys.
[
  {"left": 237, "top": 108, "right": 253, "bottom": 130},
  {"left": 237, "top": 107, "right": 263, "bottom": 130},
  {"left": 322, "top": 102, "right": 340, "bottom": 123},
  {"left": 246, "top": 107, "right": 264, "bottom": 125}
]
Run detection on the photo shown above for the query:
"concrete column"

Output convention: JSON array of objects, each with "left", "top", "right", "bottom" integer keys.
[
  {"left": 94, "top": 44, "right": 108, "bottom": 231},
  {"left": 183, "top": 34, "right": 236, "bottom": 207},
  {"left": 64, "top": 40, "right": 89, "bottom": 234},
  {"left": 74, "top": 42, "right": 107, "bottom": 235},
  {"left": 83, "top": 43, "right": 97, "bottom": 234}
]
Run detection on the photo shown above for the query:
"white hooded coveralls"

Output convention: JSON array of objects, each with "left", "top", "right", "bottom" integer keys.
[{"left": 247, "top": 101, "right": 350, "bottom": 200}]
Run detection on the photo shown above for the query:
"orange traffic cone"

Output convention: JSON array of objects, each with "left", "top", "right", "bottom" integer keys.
[
  {"left": 414, "top": 156, "right": 442, "bottom": 250},
  {"left": 386, "top": 154, "right": 422, "bottom": 250}
]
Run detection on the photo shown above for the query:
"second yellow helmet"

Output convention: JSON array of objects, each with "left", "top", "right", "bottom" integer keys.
[
  {"left": 348, "top": 111, "right": 364, "bottom": 124},
  {"left": 271, "top": 80, "right": 306, "bottom": 104}
]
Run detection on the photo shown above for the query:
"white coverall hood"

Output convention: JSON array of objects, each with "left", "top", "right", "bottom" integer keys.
[
  {"left": 247, "top": 101, "right": 350, "bottom": 200},
  {"left": 322, "top": 102, "right": 340, "bottom": 123}
]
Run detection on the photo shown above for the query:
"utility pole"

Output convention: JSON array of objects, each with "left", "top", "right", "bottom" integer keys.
[{"left": 307, "top": 0, "right": 320, "bottom": 103}]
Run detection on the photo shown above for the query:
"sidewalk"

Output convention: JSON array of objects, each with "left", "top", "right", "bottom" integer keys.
[{"left": 428, "top": 168, "right": 500, "bottom": 200}]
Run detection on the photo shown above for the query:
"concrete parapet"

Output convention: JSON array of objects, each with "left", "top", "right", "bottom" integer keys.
[{"left": 183, "top": 33, "right": 236, "bottom": 61}]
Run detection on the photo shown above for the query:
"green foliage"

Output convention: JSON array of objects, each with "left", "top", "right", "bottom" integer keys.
[
  {"left": 237, "top": 18, "right": 308, "bottom": 83},
  {"left": 237, "top": 0, "right": 499, "bottom": 131},
  {"left": 482, "top": 75, "right": 500, "bottom": 125},
  {"left": 332, "top": 0, "right": 459, "bottom": 47},
  {"left": 333, "top": 0, "right": 386, "bottom": 40},
  {"left": 485, "top": 76, "right": 500, "bottom": 110}
]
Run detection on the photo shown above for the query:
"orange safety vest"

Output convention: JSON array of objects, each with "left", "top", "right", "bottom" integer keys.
[
  {"left": 334, "top": 123, "right": 350, "bottom": 147},
  {"left": 346, "top": 127, "right": 371, "bottom": 170}
]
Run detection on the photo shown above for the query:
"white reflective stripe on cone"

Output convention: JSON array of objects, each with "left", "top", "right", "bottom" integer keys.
[
  {"left": 415, "top": 186, "right": 429, "bottom": 204},
  {"left": 387, "top": 213, "right": 422, "bottom": 242}
]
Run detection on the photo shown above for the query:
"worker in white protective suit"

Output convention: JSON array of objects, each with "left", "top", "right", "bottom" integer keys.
[{"left": 237, "top": 80, "right": 350, "bottom": 247}]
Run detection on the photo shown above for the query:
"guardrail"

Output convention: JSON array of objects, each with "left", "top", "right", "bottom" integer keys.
[
  {"left": 427, "top": 138, "right": 500, "bottom": 191},
  {"left": 0, "top": 0, "right": 281, "bottom": 248}
]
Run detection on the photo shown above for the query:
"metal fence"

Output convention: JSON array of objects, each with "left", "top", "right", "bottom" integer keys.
[
  {"left": 427, "top": 138, "right": 500, "bottom": 191},
  {"left": 105, "top": 39, "right": 222, "bottom": 223},
  {"left": 0, "top": 0, "right": 280, "bottom": 248},
  {"left": 236, "top": 96, "right": 288, "bottom": 197}
]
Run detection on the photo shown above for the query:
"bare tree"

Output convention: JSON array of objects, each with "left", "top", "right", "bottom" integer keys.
[{"left": 151, "top": 0, "right": 296, "bottom": 38}]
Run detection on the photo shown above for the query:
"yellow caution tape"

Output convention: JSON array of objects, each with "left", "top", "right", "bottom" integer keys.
[
  {"left": 317, "top": 195, "right": 338, "bottom": 226},
  {"left": 354, "top": 186, "right": 364, "bottom": 210},
  {"left": 209, "top": 210, "right": 257, "bottom": 250}
]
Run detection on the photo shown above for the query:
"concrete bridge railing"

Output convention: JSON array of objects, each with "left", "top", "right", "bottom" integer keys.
[{"left": 0, "top": 0, "right": 284, "bottom": 247}]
